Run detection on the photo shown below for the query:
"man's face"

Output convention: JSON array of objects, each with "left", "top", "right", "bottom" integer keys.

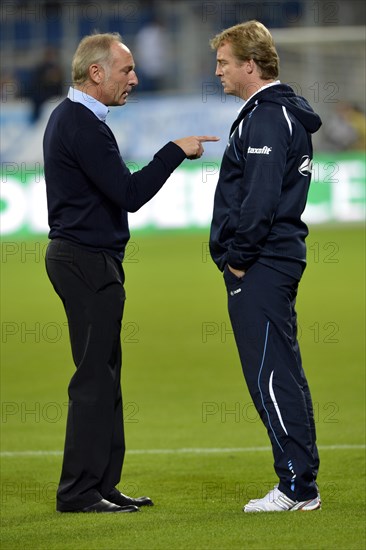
[
  {"left": 215, "top": 41, "right": 251, "bottom": 100},
  {"left": 100, "top": 42, "right": 138, "bottom": 106}
]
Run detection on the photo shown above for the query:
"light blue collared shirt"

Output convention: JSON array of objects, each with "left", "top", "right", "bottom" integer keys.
[{"left": 67, "top": 87, "right": 109, "bottom": 122}]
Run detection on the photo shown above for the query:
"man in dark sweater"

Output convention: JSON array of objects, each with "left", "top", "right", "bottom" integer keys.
[
  {"left": 209, "top": 21, "right": 322, "bottom": 512},
  {"left": 43, "top": 32, "right": 218, "bottom": 513}
]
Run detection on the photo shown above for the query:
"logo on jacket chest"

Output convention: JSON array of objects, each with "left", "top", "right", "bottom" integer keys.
[
  {"left": 247, "top": 146, "right": 272, "bottom": 154},
  {"left": 298, "top": 155, "right": 313, "bottom": 176}
]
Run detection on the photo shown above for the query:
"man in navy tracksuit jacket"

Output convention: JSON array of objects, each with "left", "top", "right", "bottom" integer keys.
[
  {"left": 43, "top": 32, "right": 217, "bottom": 514},
  {"left": 209, "top": 21, "right": 322, "bottom": 512}
]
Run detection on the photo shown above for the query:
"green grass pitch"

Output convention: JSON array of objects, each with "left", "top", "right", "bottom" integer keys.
[{"left": 1, "top": 224, "right": 365, "bottom": 549}]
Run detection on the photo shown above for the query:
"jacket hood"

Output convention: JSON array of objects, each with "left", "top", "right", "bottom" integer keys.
[{"left": 247, "top": 83, "right": 322, "bottom": 134}]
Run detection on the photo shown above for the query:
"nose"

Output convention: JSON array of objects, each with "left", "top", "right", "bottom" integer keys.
[
  {"left": 215, "top": 64, "right": 222, "bottom": 77},
  {"left": 130, "top": 70, "right": 138, "bottom": 87}
]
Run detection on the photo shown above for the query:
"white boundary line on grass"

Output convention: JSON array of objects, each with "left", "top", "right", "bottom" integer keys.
[{"left": 0, "top": 444, "right": 364, "bottom": 458}]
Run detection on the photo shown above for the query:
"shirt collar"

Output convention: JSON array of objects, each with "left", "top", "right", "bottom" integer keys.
[
  {"left": 67, "top": 87, "right": 109, "bottom": 122},
  {"left": 237, "top": 80, "right": 281, "bottom": 114}
]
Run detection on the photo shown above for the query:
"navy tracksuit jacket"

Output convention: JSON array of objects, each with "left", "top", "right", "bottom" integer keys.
[{"left": 210, "top": 83, "right": 322, "bottom": 502}]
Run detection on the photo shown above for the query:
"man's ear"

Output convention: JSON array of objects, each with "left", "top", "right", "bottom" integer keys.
[
  {"left": 89, "top": 63, "right": 104, "bottom": 84},
  {"left": 244, "top": 59, "right": 256, "bottom": 74}
]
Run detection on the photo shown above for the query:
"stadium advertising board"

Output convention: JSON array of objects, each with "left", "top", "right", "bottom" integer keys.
[{"left": 0, "top": 153, "right": 364, "bottom": 236}]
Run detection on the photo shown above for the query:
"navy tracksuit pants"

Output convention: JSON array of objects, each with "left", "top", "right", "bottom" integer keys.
[{"left": 223, "top": 262, "right": 319, "bottom": 502}]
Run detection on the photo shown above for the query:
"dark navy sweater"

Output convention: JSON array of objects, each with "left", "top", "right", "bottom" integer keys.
[
  {"left": 43, "top": 98, "right": 186, "bottom": 260},
  {"left": 209, "top": 83, "right": 322, "bottom": 280}
]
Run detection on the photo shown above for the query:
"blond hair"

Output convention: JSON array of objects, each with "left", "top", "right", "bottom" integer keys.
[
  {"left": 72, "top": 32, "right": 123, "bottom": 85},
  {"left": 210, "top": 20, "right": 279, "bottom": 80}
]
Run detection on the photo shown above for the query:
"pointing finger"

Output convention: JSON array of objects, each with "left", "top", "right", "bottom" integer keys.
[{"left": 197, "top": 136, "right": 220, "bottom": 142}]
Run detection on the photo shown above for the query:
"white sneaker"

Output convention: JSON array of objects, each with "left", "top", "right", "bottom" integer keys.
[
  {"left": 247, "top": 483, "right": 321, "bottom": 506},
  {"left": 243, "top": 488, "right": 321, "bottom": 513},
  {"left": 247, "top": 484, "right": 279, "bottom": 504}
]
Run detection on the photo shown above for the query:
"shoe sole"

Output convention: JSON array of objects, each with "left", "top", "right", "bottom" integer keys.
[
  {"left": 290, "top": 500, "right": 321, "bottom": 512},
  {"left": 244, "top": 499, "right": 321, "bottom": 513}
]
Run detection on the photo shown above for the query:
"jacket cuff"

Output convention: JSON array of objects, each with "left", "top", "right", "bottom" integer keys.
[{"left": 227, "top": 253, "right": 256, "bottom": 271}]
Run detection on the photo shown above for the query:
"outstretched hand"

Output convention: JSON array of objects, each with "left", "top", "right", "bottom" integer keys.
[{"left": 173, "top": 136, "right": 220, "bottom": 159}]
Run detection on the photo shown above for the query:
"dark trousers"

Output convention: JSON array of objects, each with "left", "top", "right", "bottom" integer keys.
[
  {"left": 223, "top": 262, "right": 319, "bottom": 502},
  {"left": 45, "top": 239, "right": 126, "bottom": 511}
]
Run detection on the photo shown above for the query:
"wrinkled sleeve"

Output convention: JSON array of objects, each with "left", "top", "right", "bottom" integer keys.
[{"left": 73, "top": 123, "right": 186, "bottom": 212}]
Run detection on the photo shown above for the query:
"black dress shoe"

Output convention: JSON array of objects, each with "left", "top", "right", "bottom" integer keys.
[
  {"left": 107, "top": 491, "right": 154, "bottom": 508},
  {"left": 59, "top": 499, "right": 140, "bottom": 513}
]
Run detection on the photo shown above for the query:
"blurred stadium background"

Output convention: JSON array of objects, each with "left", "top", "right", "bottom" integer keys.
[{"left": 0, "top": 0, "right": 365, "bottom": 235}]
